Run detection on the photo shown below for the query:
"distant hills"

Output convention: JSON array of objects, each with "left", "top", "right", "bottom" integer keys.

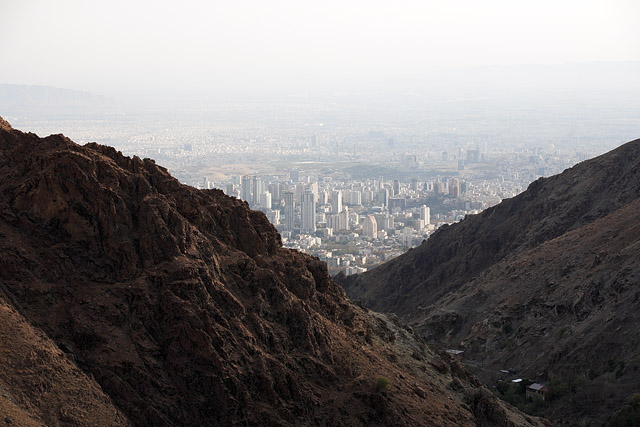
[
  {"left": 0, "top": 84, "right": 120, "bottom": 116},
  {"left": 0, "top": 118, "right": 542, "bottom": 426},
  {"left": 338, "top": 137, "right": 640, "bottom": 425}
]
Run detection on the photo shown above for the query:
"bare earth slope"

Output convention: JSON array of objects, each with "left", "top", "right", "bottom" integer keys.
[
  {"left": 0, "top": 300, "right": 131, "bottom": 426},
  {"left": 0, "top": 119, "right": 543, "bottom": 426},
  {"left": 412, "top": 197, "right": 640, "bottom": 424}
]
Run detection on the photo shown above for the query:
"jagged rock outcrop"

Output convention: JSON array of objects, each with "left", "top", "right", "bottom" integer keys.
[
  {"left": 0, "top": 118, "right": 544, "bottom": 426},
  {"left": 0, "top": 116, "right": 12, "bottom": 131},
  {"left": 338, "top": 138, "right": 640, "bottom": 425}
]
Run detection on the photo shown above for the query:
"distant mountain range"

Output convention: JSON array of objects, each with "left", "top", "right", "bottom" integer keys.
[
  {"left": 338, "top": 137, "right": 640, "bottom": 425},
  {"left": 0, "top": 117, "right": 542, "bottom": 426},
  {"left": 0, "top": 84, "right": 120, "bottom": 116}
]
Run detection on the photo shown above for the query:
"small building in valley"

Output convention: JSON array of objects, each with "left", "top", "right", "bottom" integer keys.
[{"left": 526, "top": 383, "right": 548, "bottom": 400}]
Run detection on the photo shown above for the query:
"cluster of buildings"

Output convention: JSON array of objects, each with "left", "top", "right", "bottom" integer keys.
[
  {"left": 222, "top": 171, "right": 484, "bottom": 275},
  {"left": 19, "top": 112, "right": 602, "bottom": 277}
]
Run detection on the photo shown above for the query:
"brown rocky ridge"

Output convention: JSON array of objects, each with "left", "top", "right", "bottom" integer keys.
[
  {"left": 0, "top": 116, "right": 12, "bottom": 131},
  {"left": 0, "top": 118, "right": 544, "bottom": 426},
  {"left": 338, "top": 138, "right": 640, "bottom": 425}
]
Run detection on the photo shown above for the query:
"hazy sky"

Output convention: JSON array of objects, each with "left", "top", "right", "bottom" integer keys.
[{"left": 1, "top": 0, "right": 639, "bottom": 96}]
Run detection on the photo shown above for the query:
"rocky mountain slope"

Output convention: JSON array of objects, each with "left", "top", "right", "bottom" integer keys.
[
  {"left": 338, "top": 138, "right": 640, "bottom": 425},
  {"left": 415, "top": 196, "right": 640, "bottom": 424},
  {"left": 0, "top": 118, "right": 543, "bottom": 426},
  {"left": 340, "top": 138, "right": 640, "bottom": 317},
  {"left": 0, "top": 301, "right": 131, "bottom": 426}
]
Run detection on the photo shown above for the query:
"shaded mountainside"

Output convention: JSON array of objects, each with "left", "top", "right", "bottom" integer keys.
[
  {"left": 412, "top": 196, "right": 640, "bottom": 425},
  {"left": 339, "top": 137, "right": 640, "bottom": 317},
  {"left": 0, "top": 119, "right": 543, "bottom": 426},
  {"left": 0, "top": 301, "right": 130, "bottom": 426},
  {"left": 338, "top": 138, "right": 640, "bottom": 425}
]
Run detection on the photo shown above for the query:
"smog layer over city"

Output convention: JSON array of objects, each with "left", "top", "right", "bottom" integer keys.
[{"left": 3, "top": 1, "right": 639, "bottom": 274}]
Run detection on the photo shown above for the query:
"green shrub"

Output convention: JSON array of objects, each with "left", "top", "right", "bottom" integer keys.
[
  {"left": 496, "top": 382, "right": 546, "bottom": 416},
  {"left": 375, "top": 376, "right": 390, "bottom": 392},
  {"left": 546, "top": 375, "right": 591, "bottom": 401}
]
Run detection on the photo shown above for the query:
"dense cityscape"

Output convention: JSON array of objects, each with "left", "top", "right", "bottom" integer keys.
[
  {"left": 214, "top": 145, "right": 585, "bottom": 275},
  {"left": 11, "top": 104, "right": 612, "bottom": 276}
]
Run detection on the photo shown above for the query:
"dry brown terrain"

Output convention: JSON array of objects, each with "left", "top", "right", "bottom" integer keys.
[
  {"left": 0, "top": 301, "right": 130, "bottom": 426},
  {"left": 339, "top": 137, "right": 640, "bottom": 425},
  {"left": 0, "top": 118, "right": 543, "bottom": 426}
]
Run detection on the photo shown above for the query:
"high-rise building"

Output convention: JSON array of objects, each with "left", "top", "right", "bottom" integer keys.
[
  {"left": 362, "top": 215, "right": 377, "bottom": 239},
  {"left": 338, "top": 206, "right": 350, "bottom": 230},
  {"left": 241, "top": 176, "right": 252, "bottom": 204},
  {"left": 327, "top": 214, "right": 340, "bottom": 230},
  {"left": 301, "top": 190, "right": 316, "bottom": 233},
  {"left": 284, "top": 192, "right": 295, "bottom": 231},
  {"left": 295, "top": 183, "right": 305, "bottom": 203},
  {"left": 362, "top": 190, "right": 374, "bottom": 205},
  {"left": 203, "top": 176, "right": 211, "bottom": 189},
  {"left": 289, "top": 170, "right": 299, "bottom": 183},
  {"left": 331, "top": 190, "right": 342, "bottom": 214},
  {"left": 316, "top": 212, "right": 326, "bottom": 224},
  {"left": 252, "top": 176, "right": 263, "bottom": 206},
  {"left": 410, "top": 177, "right": 418, "bottom": 192},
  {"left": 259, "top": 191, "right": 272, "bottom": 209},
  {"left": 448, "top": 178, "right": 460, "bottom": 198},
  {"left": 374, "top": 213, "right": 393, "bottom": 231},
  {"left": 389, "top": 197, "right": 406, "bottom": 212},
  {"left": 350, "top": 211, "right": 360, "bottom": 227},
  {"left": 309, "top": 181, "right": 319, "bottom": 202},
  {"left": 392, "top": 180, "right": 400, "bottom": 196},
  {"left": 328, "top": 208, "right": 349, "bottom": 231},
  {"left": 225, "top": 183, "right": 235, "bottom": 197},
  {"left": 402, "top": 227, "right": 413, "bottom": 247},
  {"left": 420, "top": 205, "right": 430, "bottom": 226},
  {"left": 318, "top": 190, "right": 329, "bottom": 205},
  {"left": 265, "top": 209, "right": 280, "bottom": 225},
  {"left": 433, "top": 180, "right": 444, "bottom": 196},
  {"left": 347, "top": 190, "right": 362, "bottom": 206},
  {"left": 376, "top": 188, "right": 389, "bottom": 209},
  {"left": 268, "top": 183, "right": 281, "bottom": 200}
]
